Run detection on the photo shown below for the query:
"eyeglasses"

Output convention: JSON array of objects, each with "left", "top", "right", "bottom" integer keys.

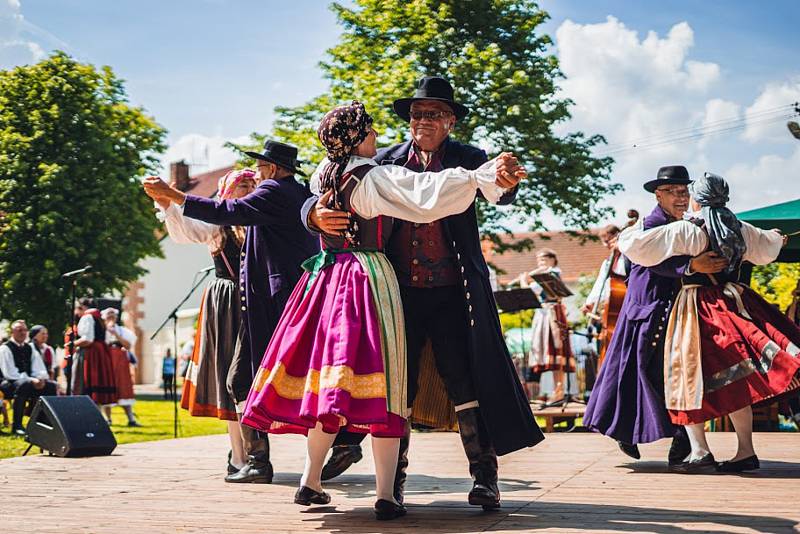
[
  {"left": 409, "top": 110, "right": 453, "bottom": 121},
  {"left": 656, "top": 186, "right": 690, "bottom": 197}
]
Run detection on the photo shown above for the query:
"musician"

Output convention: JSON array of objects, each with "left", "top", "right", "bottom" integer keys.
[
  {"left": 528, "top": 249, "right": 573, "bottom": 403},
  {"left": 618, "top": 172, "right": 795, "bottom": 473},
  {"left": 582, "top": 225, "right": 625, "bottom": 316}
]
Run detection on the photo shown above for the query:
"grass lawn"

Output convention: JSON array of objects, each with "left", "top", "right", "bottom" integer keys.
[{"left": 0, "top": 398, "right": 228, "bottom": 460}]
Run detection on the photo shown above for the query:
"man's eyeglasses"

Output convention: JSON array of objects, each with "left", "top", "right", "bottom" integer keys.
[
  {"left": 409, "top": 110, "right": 453, "bottom": 121},
  {"left": 656, "top": 186, "right": 690, "bottom": 197}
]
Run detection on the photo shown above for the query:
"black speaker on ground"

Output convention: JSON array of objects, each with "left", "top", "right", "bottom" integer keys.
[{"left": 25, "top": 396, "right": 117, "bottom": 457}]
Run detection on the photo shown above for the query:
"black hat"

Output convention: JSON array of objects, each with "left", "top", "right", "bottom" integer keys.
[
  {"left": 643, "top": 165, "right": 693, "bottom": 193},
  {"left": 393, "top": 76, "right": 470, "bottom": 122},
  {"left": 244, "top": 140, "right": 304, "bottom": 176}
]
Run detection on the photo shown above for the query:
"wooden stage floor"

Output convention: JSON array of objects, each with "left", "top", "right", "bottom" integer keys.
[{"left": 2, "top": 431, "right": 799, "bottom": 533}]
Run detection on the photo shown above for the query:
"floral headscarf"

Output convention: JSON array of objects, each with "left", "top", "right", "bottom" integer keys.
[
  {"left": 316, "top": 101, "right": 374, "bottom": 246},
  {"left": 217, "top": 168, "right": 256, "bottom": 200}
]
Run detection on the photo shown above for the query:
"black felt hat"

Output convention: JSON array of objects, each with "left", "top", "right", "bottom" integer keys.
[
  {"left": 393, "top": 76, "right": 470, "bottom": 122},
  {"left": 244, "top": 140, "right": 305, "bottom": 175},
  {"left": 643, "top": 165, "right": 693, "bottom": 193}
]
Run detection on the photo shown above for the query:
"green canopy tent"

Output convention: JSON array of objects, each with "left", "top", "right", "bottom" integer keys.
[{"left": 738, "top": 198, "right": 800, "bottom": 262}]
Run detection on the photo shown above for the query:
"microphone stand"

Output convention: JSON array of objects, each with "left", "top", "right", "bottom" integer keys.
[
  {"left": 62, "top": 266, "right": 92, "bottom": 396},
  {"left": 150, "top": 268, "right": 213, "bottom": 438}
]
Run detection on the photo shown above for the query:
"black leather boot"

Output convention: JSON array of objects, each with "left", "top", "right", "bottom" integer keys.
[
  {"left": 320, "top": 444, "right": 363, "bottom": 481},
  {"left": 668, "top": 426, "right": 691, "bottom": 466},
  {"left": 393, "top": 421, "right": 411, "bottom": 504},
  {"left": 457, "top": 407, "right": 500, "bottom": 510},
  {"left": 226, "top": 423, "right": 273, "bottom": 483}
]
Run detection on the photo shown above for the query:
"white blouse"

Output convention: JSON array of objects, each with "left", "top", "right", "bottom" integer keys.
[
  {"left": 157, "top": 203, "right": 223, "bottom": 252},
  {"left": 310, "top": 155, "right": 507, "bottom": 223},
  {"left": 618, "top": 218, "right": 784, "bottom": 267}
]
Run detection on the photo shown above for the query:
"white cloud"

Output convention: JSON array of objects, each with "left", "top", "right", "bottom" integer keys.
[
  {"left": 549, "top": 16, "right": 798, "bottom": 229},
  {"left": 0, "top": 0, "right": 49, "bottom": 68},
  {"left": 742, "top": 79, "right": 800, "bottom": 143},
  {"left": 159, "top": 133, "right": 249, "bottom": 176}
]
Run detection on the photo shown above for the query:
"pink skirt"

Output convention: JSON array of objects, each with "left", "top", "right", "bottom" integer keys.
[{"left": 242, "top": 251, "right": 406, "bottom": 437}]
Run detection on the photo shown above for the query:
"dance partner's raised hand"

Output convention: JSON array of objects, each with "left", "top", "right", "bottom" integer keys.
[
  {"left": 143, "top": 176, "right": 186, "bottom": 208},
  {"left": 494, "top": 152, "right": 527, "bottom": 189},
  {"left": 689, "top": 251, "right": 728, "bottom": 274},
  {"left": 771, "top": 228, "right": 790, "bottom": 247},
  {"left": 309, "top": 188, "right": 351, "bottom": 236}
]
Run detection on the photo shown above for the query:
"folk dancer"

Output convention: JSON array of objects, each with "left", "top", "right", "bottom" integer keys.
[{"left": 101, "top": 307, "right": 141, "bottom": 427}]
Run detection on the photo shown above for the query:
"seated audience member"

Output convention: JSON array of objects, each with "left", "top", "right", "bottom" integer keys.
[{"left": 0, "top": 320, "right": 57, "bottom": 435}]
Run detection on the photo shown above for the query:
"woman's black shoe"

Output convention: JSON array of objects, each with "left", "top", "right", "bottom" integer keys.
[
  {"left": 294, "top": 486, "right": 331, "bottom": 506},
  {"left": 668, "top": 452, "right": 718, "bottom": 474},
  {"left": 374, "top": 499, "right": 407, "bottom": 520},
  {"left": 717, "top": 455, "right": 759, "bottom": 473}
]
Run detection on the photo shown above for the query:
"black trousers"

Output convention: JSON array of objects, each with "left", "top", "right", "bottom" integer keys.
[
  {"left": 1, "top": 379, "right": 57, "bottom": 428},
  {"left": 333, "top": 285, "right": 477, "bottom": 447}
]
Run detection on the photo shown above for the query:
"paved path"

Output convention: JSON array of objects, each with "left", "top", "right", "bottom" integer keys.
[{"left": 2, "top": 431, "right": 798, "bottom": 533}]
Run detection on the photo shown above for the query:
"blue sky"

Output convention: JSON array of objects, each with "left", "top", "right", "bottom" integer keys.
[{"left": 3, "top": 0, "right": 799, "bottom": 226}]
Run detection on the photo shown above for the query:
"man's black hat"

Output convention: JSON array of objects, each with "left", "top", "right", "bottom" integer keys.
[
  {"left": 245, "top": 140, "right": 304, "bottom": 175},
  {"left": 393, "top": 76, "right": 470, "bottom": 122},
  {"left": 643, "top": 165, "right": 693, "bottom": 193}
]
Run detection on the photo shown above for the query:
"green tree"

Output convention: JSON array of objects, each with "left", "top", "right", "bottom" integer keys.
[
  {"left": 239, "top": 0, "right": 619, "bottom": 250},
  {"left": 0, "top": 52, "right": 166, "bottom": 334}
]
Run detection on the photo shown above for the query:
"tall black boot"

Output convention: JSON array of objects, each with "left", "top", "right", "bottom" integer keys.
[
  {"left": 393, "top": 421, "right": 411, "bottom": 504},
  {"left": 225, "top": 422, "right": 273, "bottom": 483},
  {"left": 321, "top": 431, "right": 365, "bottom": 481},
  {"left": 668, "top": 425, "right": 691, "bottom": 466},
  {"left": 457, "top": 407, "right": 500, "bottom": 510}
]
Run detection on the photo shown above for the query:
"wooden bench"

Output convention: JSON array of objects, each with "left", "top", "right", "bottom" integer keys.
[{"left": 532, "top": 402, "right": 586, "bottom": 432}]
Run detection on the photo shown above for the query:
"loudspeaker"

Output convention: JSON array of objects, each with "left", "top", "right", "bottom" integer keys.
[{"left": 25, "top": 396, "right": 117, "bottom": 457}]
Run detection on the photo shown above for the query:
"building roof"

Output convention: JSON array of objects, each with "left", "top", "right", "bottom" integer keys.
[
  {"left": 484, "top": 231, "right": 611, "bottom": 285},
  {"left": 185, "top": 165, "right": 235, "bottom": 198}
]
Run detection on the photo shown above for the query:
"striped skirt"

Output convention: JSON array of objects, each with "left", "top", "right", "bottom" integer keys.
[
  {"left": 180, "top": 278, "right": 240, "bottom": 421},
  {"left": 242, "top": 250, "right": 407, "bottom": 437}
]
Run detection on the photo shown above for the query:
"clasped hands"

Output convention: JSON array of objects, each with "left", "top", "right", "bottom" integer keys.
[
  {"left": 142, "top": 176, "right": 185, "bottom": 208},
  {"left": 310, "top": 152, "right": 527, "bottom": 235}
]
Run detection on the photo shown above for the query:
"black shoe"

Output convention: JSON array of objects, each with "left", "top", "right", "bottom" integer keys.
[
  {"left": 294, "top": 486, "right": 331, "bottom": 506},
  {"left": 127, "top": 420, "right": 143, "bottom": 428},
  {"left": 374, "top": 499, "right": 406, "bottom": 520},
  {"left": 468, "top": 481, "right": 501, "bottom": 510},
  {"left": 668, "top": 453, "right": 718, "bottom": 474},
  {"left": 617, "top": 441, "right": 641, "bottom": 460},
  {"left": 224, "top": 457, "right": 274, "bottom": 483},
  {"left": 320, "top": 445, "right": 363, "bottom": 481},
  {"left": 668, "top": 428, "right": 691, "bottom": 466},
  {"left": 717, "top": 455, "right": 760, "bottom": 473},
  {"left": 226, "top": 450, "right": 239, "bottom": 476}
]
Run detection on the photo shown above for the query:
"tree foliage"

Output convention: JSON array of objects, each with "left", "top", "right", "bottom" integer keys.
[
  {"left": 252, "top": 0, "right": 619, "bottom": 250},
  {"left": 751, "top": 263, "right": 800, "bottom": 311},
  {"left": 0, "top": 52, "right": 166, "bottom": 333}
]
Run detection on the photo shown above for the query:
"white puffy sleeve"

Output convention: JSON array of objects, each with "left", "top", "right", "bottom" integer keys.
[
  {"left": 349, "top": 158, "right": 505, "bottom": 222},
  {"left": 159, "top": 203, "right": 222, "bottom": 247},
  {"left": 741, "top": 222, "right": 784, "bottom": 265},
  {"left": 618, "top": 220, "right": 709, "bottom": 267},
  {"left": 77, "top": 314, "right": 95, "bottom": 342}
]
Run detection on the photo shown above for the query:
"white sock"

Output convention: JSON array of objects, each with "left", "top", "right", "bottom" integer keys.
[
  {"left": 227, "top": 421, "right": 246, "bottom": 468},
  {"left": 684, "top": 423, "right": 711, "bottom": 461},
  {"left": 301, "top": 423, "right": 337, "bottom": 492},
  {"left": 371, "top": 436, "right": 400, "bottom": 504}
]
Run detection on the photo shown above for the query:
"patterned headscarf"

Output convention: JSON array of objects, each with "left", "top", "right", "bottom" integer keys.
[
  {"left": 690, "top": 172, "right": 746, "bottom": 274},
  {"left": 217, "top": 168, "right": 256, "bottom": 200},
  {"left": 316, "top": 101, "right": 374, "bottom": 246}
]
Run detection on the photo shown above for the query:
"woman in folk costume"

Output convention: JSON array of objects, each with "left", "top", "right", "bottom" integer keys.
[
  {"left": 156, "top": 168, "right": 256, "bottom": 477},
  {"left": 101, "top": 307, "right": 141, "bottom": 427},
  {"left": 72, "top": 305, "right": 118, "bottom": 406},
  {"left": 619, "top": 172, "right": 798, "bottom": 473},
  {"left": 241, "top": 101, "right": 520, "bottom": 520},
  {"left": 528, "top": 249, "right": 574, "bottom": 402}
]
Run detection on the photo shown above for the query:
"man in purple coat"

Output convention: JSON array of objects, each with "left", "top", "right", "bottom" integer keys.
[
  {"left": 144, "top": 141, "right": 320, "bottom": 482},
  {"left": 584, "top": 166, "right": 726, "bottom": 470}
]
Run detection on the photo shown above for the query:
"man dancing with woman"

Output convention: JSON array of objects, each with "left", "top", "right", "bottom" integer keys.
[
  {"left": 618, "top": 172, "right": 798, "bottom": 473},
  {"left": 241, "top": 101, "right": 526, "bottom": 520}
]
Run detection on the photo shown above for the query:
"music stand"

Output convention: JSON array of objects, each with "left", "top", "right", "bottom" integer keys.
[{"left": 532, "top": 273, "right": 581, "bottom": 410}]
